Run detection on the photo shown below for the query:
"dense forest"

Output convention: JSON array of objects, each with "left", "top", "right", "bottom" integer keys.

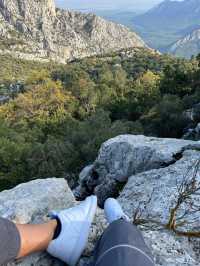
[{"left": 0, "top": 48, "right": 200, "bottom": 191}]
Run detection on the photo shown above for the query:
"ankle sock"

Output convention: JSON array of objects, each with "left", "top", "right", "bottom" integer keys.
[
  {"left": 104, "top": 198, "right": 130, "bottom": 224},
  {"left": 53, "top": 217, "right": 62, "bottom": 240}
]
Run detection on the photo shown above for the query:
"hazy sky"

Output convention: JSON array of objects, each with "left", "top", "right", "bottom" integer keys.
[{"left": 55, "top": 0, "right": 163, "bottom": 11}]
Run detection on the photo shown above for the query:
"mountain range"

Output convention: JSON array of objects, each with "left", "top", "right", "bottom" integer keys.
[
  {"left": 132, "top": 0, "right": 200, "bottom": 56},
  {"left": 0, "top": 0, "right": 146, "bottom": 63},
  {"left": 133, "top": 0, "right": 200, "bottom": 31},
  {"left": 1, "top": 0, "right": 200, "bottom": 61}
]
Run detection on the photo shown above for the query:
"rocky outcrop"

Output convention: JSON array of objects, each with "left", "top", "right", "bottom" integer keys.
[
  {"left": 75, "top": 135, "right": 200, "bottom": 205},
  {"left": 75, "top": 134, "right": 200, "bottom": 265},
  {"left": 0, "top": 0, "right": 146, "bottom": 63},
  {"left": 119, "top": 149, "right": 200, "bottom": 230},
  {"left": 168, "top": 28, "right": 200, "bottom": 58},
  {"left": 1, "top": 134, "right": 200, "bottom": 265}
]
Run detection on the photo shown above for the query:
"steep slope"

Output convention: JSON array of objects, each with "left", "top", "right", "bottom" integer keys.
[
  {"left": 132, "top": 0, "right": 200, "bottom": 51},
  {"left": 168, "top": 28, "right": 200, "bottom": 58},
  {"left": 0, "top": 0, "right": 146, "bottom": 64}
]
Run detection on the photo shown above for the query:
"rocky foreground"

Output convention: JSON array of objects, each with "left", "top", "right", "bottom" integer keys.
[
  {"left": 0, "top": 0, "right": 146, "bottom": 63},
  {"left": 1, "top": 135, "right": 200, "bottom": 265}
]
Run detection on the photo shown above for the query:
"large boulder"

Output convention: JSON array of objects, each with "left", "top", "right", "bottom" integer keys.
[
  {"left": 119, "top": 150, "right": 200, "bottom": 225},
  {"left": 118, "top": 150, "right": 200, "bottom": 265},
  {"left": 76, "top": 135, "right": 200, "bottom": 206},
  {"left": 0, "top": 178, "right": 76, "bottom": 224}
]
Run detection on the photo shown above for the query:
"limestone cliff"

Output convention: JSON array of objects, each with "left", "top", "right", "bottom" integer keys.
[{"left": 0, "top": 0, "right": 146, "bottom": 63}]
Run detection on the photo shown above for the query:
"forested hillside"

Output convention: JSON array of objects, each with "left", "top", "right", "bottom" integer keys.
[{"left": 0, "top": 48, "right": 200, "bottom": 191}]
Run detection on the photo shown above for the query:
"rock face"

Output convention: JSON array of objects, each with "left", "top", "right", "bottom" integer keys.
[
  {"left": 119, "top": 149, "right": 200, "bottom": 230},
  {"left": 118, "top": 150, "right": 200, "bottom": 265},
  {"left": 0, "top": 0, "right": 146, "bottom": 63},
  {"left": 168, "top": 28, "right": 200, "bottom": 58},
  {"left": 76, "top": 135, "right": 200, "bottom": 205}
]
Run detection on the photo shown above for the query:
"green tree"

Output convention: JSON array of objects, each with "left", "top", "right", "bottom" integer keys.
[{"left": 141, "top": 95, "right": 187, "bottom": 138}]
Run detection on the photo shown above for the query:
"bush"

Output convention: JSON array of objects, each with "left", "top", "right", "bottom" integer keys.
[{"left": 141, "top": 95, "right": 188, "bottom": 138}]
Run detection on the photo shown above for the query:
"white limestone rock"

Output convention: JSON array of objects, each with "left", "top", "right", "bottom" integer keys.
[
  {"left": 77, "top": 135, "right": 200, "bottom": 205},
  {"left": 118, "top": 150, "right": 200, "bottom": 265}
]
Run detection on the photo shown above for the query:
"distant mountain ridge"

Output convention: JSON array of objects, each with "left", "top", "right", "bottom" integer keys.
[
  {"left": 168, "top": 28, "right": 200, "bottom": 58},
  {"left": 0, "top": 0, "right": 146, "bottom": 63},
  {"left": 133, "top": 0, "right": 200, "bottom": 30},
  {"left": 132, "top": 0, "right": 200, "bottom": 55}
]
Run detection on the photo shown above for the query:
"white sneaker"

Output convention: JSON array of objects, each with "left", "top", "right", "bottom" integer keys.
[
  {"left": 104, "top": 198, "right": 129, "bottom": 224},
  {"left": 47, "top": 195, "right": 97, "bottom": 266}
]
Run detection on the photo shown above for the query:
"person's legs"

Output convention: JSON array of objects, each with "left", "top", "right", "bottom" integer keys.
[
  {"left": 0, "top": 218, "right": 57, "bottom": 265},
  {"left": 16, "top": 220, "right": 57, "bottom": 258},
  {"left": 0, "top": 195, "right": 97, "bottom": 266},
  {"left": 93, "top": 220, "right": 154, "bottom": 266},
  {"left": 0, "top": 217, "right": 21, "bottom": 265},
  {"left": 92, "top": 198, "right": 155, "bottom": 266},
  {"left": 47, "top": 195, "right": 97, "bottom": 266}
]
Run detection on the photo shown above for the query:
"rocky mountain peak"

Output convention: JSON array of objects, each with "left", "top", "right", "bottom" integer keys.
[
  {"left": 168, "top": 28, "right": 200, "bottom": 58},
  {"left": 0, "top": 0, "right": 146, "bottom": 63},
  {"left": 0, "top": 0, "right": 56, "bottom": 36}
]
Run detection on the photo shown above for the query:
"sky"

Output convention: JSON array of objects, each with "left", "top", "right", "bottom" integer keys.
[{"left": 55, "top": 0, "right": 164, "bottom": 12}]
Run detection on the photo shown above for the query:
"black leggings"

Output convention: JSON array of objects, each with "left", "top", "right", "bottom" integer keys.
[
  {"left": 0, "top": 218, "right": 154, "bottom": 266},
  {"left": 91, "top": 219, "right": 154, "bottom": 266},
  {"left": 0, "top": 218, "right": 21, "bottom": 265}
]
